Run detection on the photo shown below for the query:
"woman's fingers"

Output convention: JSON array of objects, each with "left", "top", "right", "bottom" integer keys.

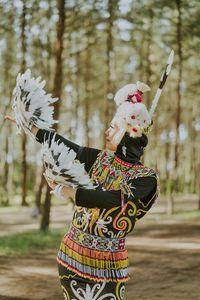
[
  {"left": 5, "top": 115, "right": 16, "bottom": 124},
  {"left": 43, "top": 173, "right": 53, "bottom": 183},
  {"left": 43, "top": 173, "right": 57, "bottom": 189}
]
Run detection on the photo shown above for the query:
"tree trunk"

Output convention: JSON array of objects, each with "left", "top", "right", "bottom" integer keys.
[
  {"left": 40, "top": 0, "right": 66, "bottom": 231},
  {"left": 35, "top": 0, "right": 53, "bottom": 214},
  {"left": 3, "top": 133, "right": 9, "bottom": 205},
  {"left": 190, "top": 105, "right": 197, "bottom": 193},
  {"left": 145, "top": 8, "right": 154, "bottom": 110},
  {"left": 1, "top": 3, "right": 15, "bottom": 205},
  {"left": 143, "top": 9, "right": 154, "bottom": 165},
  {"left": 170, "top": 0, "right": 183, "bottom": 211},
  {"left": 35, "top": 166, "right": 45, "bottom": 212},
  {"left": 21, "top": 0, "right": 28, "bottom": 206},
  {"left": 74, "top": 52, "right": 81, "bottom": 137},
  {"left": 104, "top": 0, "right": 116, "bottom": 143},
  {"left": 84, "top": 39, "right": 91, "bottom": 147},
  {"left": 40, "top": 185, "right": 51, "bottom": 231},
  {"left": 174, "top": 0, "right": 183, "bottom": 180},
  {"left": 52, "top": 0, "right": 65, "bottom": 122}
]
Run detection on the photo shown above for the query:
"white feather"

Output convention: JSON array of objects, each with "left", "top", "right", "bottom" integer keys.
[
  {"left": 136, "top": 81, "right": 151, "bottom": 93},
  {"left": 129, "top": 125, "right": 143, "bottom": 138},
  {"left": 115, "top": 102, "right": 151, "bottom": 128},
  {"left": 41, "top": 134, "right": 95, "bottom": 192},
  {"left": 12, "top": 69, "right": 59, "bottom": 137},
  {"left": 112, "top": 81, "right": 152, "bottom": 138},
  {"left": 114, "top": 84, "right": 137, "bottom": 106},
  {"left": 114, "top": 81, "right": 150, "bottom": 106}
]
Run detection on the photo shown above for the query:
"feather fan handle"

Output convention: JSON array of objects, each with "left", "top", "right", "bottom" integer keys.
[
  {"left": 12, "top": 69, "right": 59, "bottom": 137},
  {"left": 149, "top": 50, "right": 174, "bottom": 119},
  {"left": 42, "top": 134, "right": 95, "bottom": 191}
]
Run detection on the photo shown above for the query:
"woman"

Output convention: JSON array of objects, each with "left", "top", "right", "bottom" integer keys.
[{"left": 6, "top": 82, "right": 159, "bottom": 300}]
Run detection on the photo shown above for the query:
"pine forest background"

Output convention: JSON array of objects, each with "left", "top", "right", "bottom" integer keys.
[{"left": 0, "top": 0, "right": 200, "bottom": 230}]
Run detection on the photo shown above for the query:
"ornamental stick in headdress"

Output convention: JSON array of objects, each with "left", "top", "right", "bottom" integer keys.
[{"left": 149, "top": 50, "right": 174, "bottom": 120}]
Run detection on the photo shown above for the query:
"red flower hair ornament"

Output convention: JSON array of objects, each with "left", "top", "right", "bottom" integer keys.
[{"left": 110, "top": 81, "right": 151, "bottom": 144}]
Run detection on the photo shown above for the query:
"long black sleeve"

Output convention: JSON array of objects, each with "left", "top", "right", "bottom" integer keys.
[
  {"left": 75, "top": 176, "right": 157, "bottom": 210},
  {"left": 36, "top": 129, "right": 100, "bottom": 171},
  {"left": 133, "top": 176, "right": 158, "bottom": 220}
]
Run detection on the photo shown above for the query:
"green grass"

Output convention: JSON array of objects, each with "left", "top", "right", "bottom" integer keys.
[
  {"left": 0, "top": 229, "right": 66, "bottom": 256},
  {"left": 172, "top": 210, "right": 200, "bottom": 219},
  {"left": 159, "top": 210, "right": 200, "bottom": 220}
]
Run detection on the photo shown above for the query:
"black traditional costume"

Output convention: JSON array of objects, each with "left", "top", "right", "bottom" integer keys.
[{"left": 36, "top": 129, "right": 159, "bottom": 300}]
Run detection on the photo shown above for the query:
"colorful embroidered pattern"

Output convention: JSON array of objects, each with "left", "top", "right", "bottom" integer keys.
[
  {"left": 67, "top": 224, "right": 125, "bottom": 251},
  {"left": 57, "top": 150, "right": 159, "bottom": 283},
  {"left": 91, "top": 150, "right": 157, "bottom": 197},
  {"left": 57, "top": 236, "right": 129, "bottom": 282},
  {"left": 58, "top": 264, "right": 126, "bottom": 300}
]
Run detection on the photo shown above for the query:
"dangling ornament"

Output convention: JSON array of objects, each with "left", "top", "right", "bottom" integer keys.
[{"left": 122, "top": 145, "right": 127, "bottom": 157}]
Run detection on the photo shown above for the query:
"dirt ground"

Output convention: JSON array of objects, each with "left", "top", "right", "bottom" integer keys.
[{"left": 0, "top": 201, "right": 200, "bottom": 300}]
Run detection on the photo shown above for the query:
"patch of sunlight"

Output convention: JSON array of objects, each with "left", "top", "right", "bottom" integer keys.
[
  {"left": 126, "top": 237, "right": 200, "bottom": 250},
  {"left": 14, "top": 266, "right": 56, "bottom": 276}
]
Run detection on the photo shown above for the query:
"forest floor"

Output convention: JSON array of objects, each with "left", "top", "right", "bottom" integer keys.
[{"left": 0, "top": 196, "right": 200, "bottom": 300}]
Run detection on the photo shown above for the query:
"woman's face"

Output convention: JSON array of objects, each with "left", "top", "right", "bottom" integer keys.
[{"left": 105, "top": 123, "right": 121, "bottom": 152}]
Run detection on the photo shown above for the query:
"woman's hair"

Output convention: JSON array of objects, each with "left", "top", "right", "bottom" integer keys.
[
  {"left": 133, "top": 133, "right": 148, "bottom": 149},
  {"left": 115, "top": 133, "right": 148, "bottom": 161}
]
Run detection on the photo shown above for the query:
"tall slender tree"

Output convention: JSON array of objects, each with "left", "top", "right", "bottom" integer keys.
[
  {"left": 40, "top": 0, "right": 66, "bottom": 231},
  {"left": 174, "top": 0, "right": 183, "bottom": 172},
  {"left": 104, "top": 0, "right": 117, "bottom": 138},
  {"left": 20, "top": 0, "right": 28, "bottom": 206}
]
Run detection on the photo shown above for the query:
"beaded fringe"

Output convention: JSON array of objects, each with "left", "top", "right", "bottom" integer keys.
[{"left": 57, "top": 236, "right": 129, "bottom": 283}]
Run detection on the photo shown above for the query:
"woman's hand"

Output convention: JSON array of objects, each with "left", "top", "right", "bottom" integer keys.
[
  {"left": 5, "top": 115, "right": 16, "bottom": 124},
  {"left": 43, "top": 174, "right": 57, "bottom": 190},
  {"left": 5, "top": 115, "right": 39, "bottom": 136},
  {"left": 62, "top": 186, "right": 76, "bottom": 200},
  {"left": 43, "top": 173, "right": 76, "bottom": 200}
]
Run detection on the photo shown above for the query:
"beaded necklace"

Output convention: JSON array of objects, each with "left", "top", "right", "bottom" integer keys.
[{"left": 90, "top": 150, "right": 147, "bottom": 209}]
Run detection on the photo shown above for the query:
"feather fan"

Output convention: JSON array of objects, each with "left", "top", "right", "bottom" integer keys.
[
  {"left": 42, "top": 134, "right": 94, "bottom": 190},
  {"left": 12, "top": 69, "right": 58, "bottom": 137}
]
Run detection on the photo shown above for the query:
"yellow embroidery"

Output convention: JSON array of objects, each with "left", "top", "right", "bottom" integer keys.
[
  {"left": 61, "top": 285, "right": 70, "bottom": 300},
  {"left": 59, "top": 273, "right": 76, "bottom": 280},
  {"left": 116, "top": 282, "right": 126, "bottom": 300},
  {"left": 137, "top": 176, "right": 159, "bottom": 209},
  {"left": 89, "top": 208, "right": 100, "bottom": 234}
]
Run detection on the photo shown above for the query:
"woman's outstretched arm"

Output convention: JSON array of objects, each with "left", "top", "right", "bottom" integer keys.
[
  {"left": 5, "top": 117, "right": 101, "bottom": 170},
  {"left": 35, "top": 128, "right": 81, "bottom": 155},
  {"left": 35, "top": 128, "right": 101, "bottom": 171},
  {"left": 74, "top": 176, "right": 157, "bottom": 209}
]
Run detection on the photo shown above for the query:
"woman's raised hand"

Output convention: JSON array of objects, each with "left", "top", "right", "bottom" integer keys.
[
  {"left": 5, "top": 115, "right": 16, "bottom": 124},
  {"left": 5, "top": 115, "right": 39, "bottom": 136},
  {"left": 43, "top": 173, "right": 76, "bottom": 200},
  {"left": 43, "top": 174, "right": 57, "bottom": 190}
]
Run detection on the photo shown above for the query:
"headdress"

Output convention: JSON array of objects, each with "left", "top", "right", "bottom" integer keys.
[
  {"left": 110, "top": 50, "right": 174, "bottom": 146},
  {"left": 112, "top": 81, "right": 151, "bottom": 140}
]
